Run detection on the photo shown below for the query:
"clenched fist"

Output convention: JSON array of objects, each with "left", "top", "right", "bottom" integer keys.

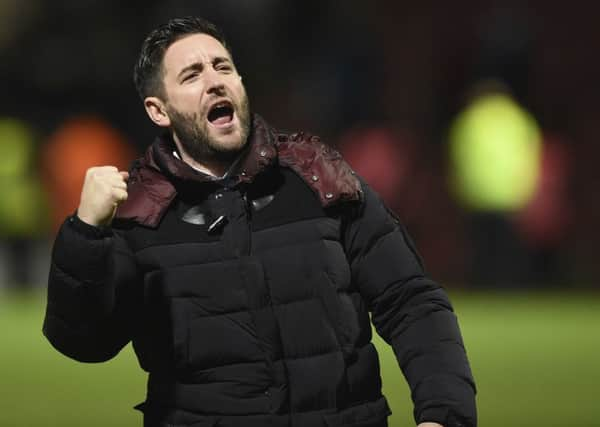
[{"left": 77, "top": 166, "right": 129, "bottom": 227}]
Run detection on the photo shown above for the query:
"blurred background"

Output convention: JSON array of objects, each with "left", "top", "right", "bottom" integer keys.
[{"left": 0, "top": 1, "right": 599, "bottom": 426}]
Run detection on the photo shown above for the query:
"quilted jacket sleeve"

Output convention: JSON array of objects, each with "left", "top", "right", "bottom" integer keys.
[
  {"left": 43, "top": 215, "right": 140, "bottom": 363},
  {"left": 344, "top": 181, "right": 477, "bottom": 427}
]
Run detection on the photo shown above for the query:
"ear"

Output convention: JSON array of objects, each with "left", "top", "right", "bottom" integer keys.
[{"left": 144, "top": 97, "right": 171, "bottom": 127}]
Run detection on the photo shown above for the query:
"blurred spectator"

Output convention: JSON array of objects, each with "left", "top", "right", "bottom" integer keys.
[
  {"left": 0, "top": 117, "right": 50, "bottom": 289},
  {"left": 447, "top": 80, "right": 542, "bottom": 286},
  {"left": 515, "top": 133, "right": 572, "bottom": 285},
  {"left": 41, "top": 116, "right": 137, "bottom": 232},
  {"left": 338, "top": 126, "right": 412, "bottom": 209}
]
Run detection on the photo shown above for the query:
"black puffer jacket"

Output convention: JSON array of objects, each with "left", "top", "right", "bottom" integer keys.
[{"left": 43, "top": 115, "right": 476, "bottom": 427}]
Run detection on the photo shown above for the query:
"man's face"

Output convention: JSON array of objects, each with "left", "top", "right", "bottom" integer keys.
[{"left": 160, "top": 33, "right": 250, "bottom": 163}]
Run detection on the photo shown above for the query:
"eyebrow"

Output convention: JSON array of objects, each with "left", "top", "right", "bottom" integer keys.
[
  {"left": 212, "top": 56, "right": 232, "bottom": 66},
  {"left": 177, "top": 62, "right": 203, "bottom": 80},
  {"left": 177, "top": 56, "right": 233, "bottom": 80}
]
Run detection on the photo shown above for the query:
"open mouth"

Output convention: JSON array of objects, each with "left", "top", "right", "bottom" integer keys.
[{"left": 207, "top": 101, "right": 234, "bottom": 126}]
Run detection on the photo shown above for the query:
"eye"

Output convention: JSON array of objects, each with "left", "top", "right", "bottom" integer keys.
[
  {"left": 216, "top": 64, "right": 233, "bottom": 73},
  {"left": 182, "top": 72, "right": 199, "bottom": 83}
]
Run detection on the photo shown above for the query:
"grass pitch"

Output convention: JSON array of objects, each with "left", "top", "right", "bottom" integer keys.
[{"left": 1, "top": 290, "right": 598, "bottom": 426}]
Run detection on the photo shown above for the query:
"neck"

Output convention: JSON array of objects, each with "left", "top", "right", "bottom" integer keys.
[
  {"left": 178, "top": 149, "right": 230, "bottom": 177},
  {"left": 172, "top": 139, "right": 231, "bottom": 178}
]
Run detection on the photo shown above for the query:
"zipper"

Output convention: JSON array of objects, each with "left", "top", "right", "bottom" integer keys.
[{"left": 243, "top": 192, "right": 252, "bottom": 256}]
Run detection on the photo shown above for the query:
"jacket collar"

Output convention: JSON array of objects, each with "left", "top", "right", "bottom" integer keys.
[
  {"left": 115, "top": 114, "right": 362, "bottom": 228},
  {"left": 145, "top": 113, "right": 277, "bottom": 185},
  {"left": 115, "top": 114, "right": 277, "bottom": 227}
]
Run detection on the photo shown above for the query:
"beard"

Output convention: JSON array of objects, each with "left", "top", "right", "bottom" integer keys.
[{"left": 167, "top": 93, "right": 251, "bottom": 165}]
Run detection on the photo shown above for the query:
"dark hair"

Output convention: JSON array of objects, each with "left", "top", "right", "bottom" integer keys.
[{"left": 133, "top": 16, "right": 231, "bottom": 100}]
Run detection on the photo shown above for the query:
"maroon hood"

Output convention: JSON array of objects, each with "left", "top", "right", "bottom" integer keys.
[{"left": 116, "top": 114, "right": 362, "bottom": 227}]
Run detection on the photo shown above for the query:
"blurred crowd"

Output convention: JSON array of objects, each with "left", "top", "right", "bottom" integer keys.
[{"left": 1, "top": 1, "right": 599, "bottom": 289}]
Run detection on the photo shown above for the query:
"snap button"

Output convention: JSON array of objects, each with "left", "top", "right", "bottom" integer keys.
[
  {"left": 325, "top": 193, "right": 333, "bottom": 199},
  {"left": 259, "top": 150, "right": 267, "bottom": 157},
  {"left": 311, "top": 175, "right": 319, "bottom": 182}
]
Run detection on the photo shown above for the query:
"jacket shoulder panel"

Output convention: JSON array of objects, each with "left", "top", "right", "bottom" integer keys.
[
  {"left": 115, "top": 160, "right": 176, "bottom": 228},
  {"left": 276, "top": 132, "right": 363, "bottom": 208}
]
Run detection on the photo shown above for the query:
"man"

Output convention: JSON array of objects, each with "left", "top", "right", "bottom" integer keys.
[{"left": 43, "top": 17, "right": 476, "bottom": 427}]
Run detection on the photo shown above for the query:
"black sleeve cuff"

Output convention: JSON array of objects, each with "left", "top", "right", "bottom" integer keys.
[
  {"left": 418, "top": 407, "right": 476, "bottom": 427},
  {"left": 67, "top": 213, "right": 113, "bottom": 239}
]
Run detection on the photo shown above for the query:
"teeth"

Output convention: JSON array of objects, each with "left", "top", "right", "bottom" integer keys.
[{"left": 213, "top": 101, "right": 231, "bottom": 109}]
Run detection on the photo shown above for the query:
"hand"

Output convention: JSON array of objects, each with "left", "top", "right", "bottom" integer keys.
[
  {"left": 417, "top": 423, "right": 444, "bottom": 427},
  {"left": 77, "top": 166, "right": 129, "bottom": 227}
]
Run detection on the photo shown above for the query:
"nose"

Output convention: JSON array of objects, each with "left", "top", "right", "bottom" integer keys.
[{"left": 205, "top": 69, "right": 226, "bottom": 96}]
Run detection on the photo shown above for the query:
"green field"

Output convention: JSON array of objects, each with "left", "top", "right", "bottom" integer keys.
[{"left": 1, "top": 291, "right": 599, "bottom": 426}]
